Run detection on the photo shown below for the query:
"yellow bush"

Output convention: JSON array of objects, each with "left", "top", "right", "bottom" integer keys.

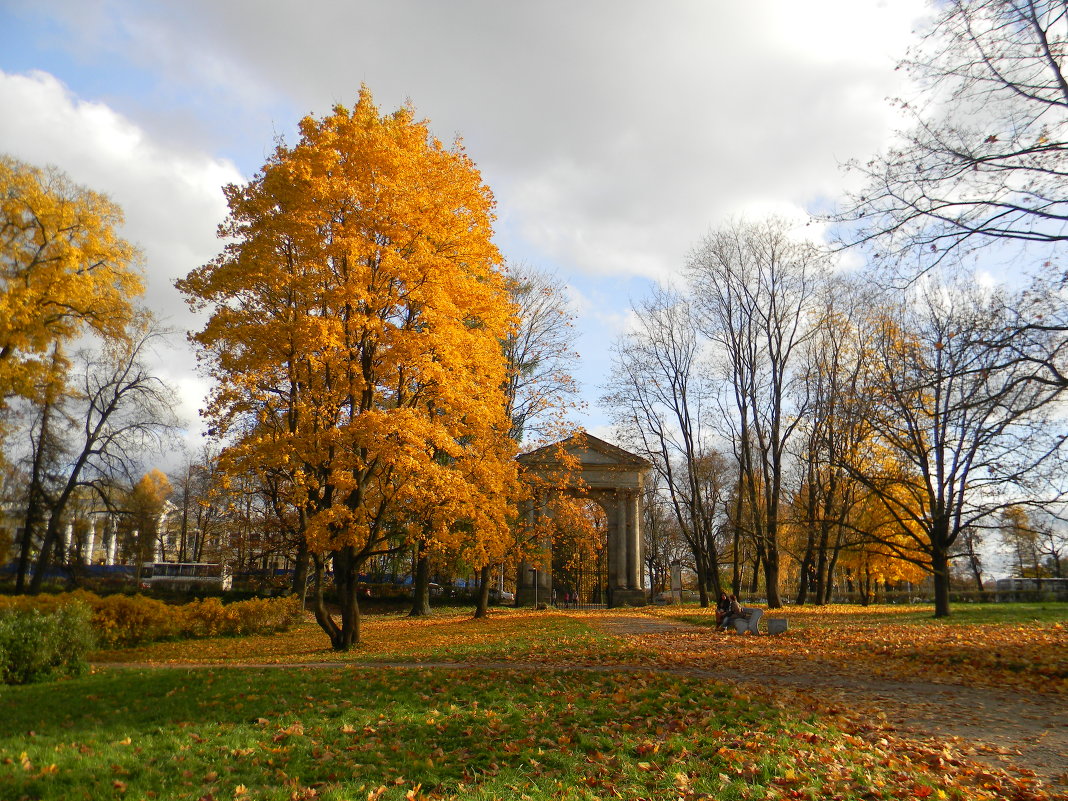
[{"left": 0, "top": 591, "right": 303, "bottom": 647}]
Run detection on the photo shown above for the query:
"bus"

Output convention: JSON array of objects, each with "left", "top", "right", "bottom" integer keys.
[{"left": 141, "top": 562, "right": 232, "bottom": 592}]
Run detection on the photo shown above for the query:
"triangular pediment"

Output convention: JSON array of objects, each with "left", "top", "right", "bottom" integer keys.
[{"left": 517, "top": 432, "right": 652, "bottom": 469}]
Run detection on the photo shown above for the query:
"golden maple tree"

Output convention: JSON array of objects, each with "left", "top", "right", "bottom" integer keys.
[
  {"left": 178, "top": 88, "right": 519, "bottom": 650},
  {"left": 0, "top": 155, "right": 142, "bottom": 408}
]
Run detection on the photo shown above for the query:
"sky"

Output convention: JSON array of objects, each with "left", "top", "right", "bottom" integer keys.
[{"left": 0, "top": 0, "right": 932, "bottom": 449}]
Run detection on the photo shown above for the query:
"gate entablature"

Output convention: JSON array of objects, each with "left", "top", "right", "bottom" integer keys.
[{"left": 515, "top": 432, "right": 651, "bottom": 608}]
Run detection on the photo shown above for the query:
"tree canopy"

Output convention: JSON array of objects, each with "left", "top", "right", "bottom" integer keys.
[{"left": 178, "top": 87, "right": 520, "bottom": 649}]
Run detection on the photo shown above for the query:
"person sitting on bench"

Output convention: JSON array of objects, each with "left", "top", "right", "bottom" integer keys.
[
  {"left": 719, "top": 594, "right": 745, "bottom": 631},
  {"left": 715, "top": 590, "right": 731, "bottom": 628}
]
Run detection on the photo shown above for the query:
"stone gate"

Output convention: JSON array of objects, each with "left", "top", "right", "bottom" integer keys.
[{"left": 515, "top": 432, "right": 651, "bottom": 607}]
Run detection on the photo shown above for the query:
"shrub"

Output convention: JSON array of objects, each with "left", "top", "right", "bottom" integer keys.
[
  {"left": 0, "top": 602, "right": 95, "bottom": 684},
  {"left": 180, "top": 597, "right": 235, "bottom": 638},
  {"left": 90, "top": 592, "right": 180, "bottom": 646},
  {"left": 0, "top": 591, "right": 304, "bottom": 648}
]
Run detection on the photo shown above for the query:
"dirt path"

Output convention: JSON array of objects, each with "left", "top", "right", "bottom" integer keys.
[{"left": 593, "top": 615, "right": 1068, "bottom": 789}]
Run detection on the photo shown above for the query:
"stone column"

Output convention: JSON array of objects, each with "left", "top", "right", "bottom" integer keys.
[
  {"left": 105, "top": 520, "right": 117, "bottom": 565},
  {"left": 628, "top": 490, "right": 641, "bottom": 590},
  {"left": 62, "top": 522, "right": 73, "bottom": 559},
  {"left": 610, "top": 489, "right": 647, "bottom": 607},
  {"left": 84, "top": 522, "right": 96, "bottom": 565}
]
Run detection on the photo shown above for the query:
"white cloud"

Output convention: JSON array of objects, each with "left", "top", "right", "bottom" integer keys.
[
  {"left": 10, "top": 1, "right": 929, "bottom": 284},
  {"left": 2, "top": 0, "right": 936, "bottom": 433},
  {"left": 0, "top": 68, "right": 244, "bottom": 436}
]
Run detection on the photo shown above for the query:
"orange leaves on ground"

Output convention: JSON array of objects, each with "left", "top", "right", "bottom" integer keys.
[
  {"left": 644, "top": 605, "right": 1068, "bottom": 695},
  {"left": 91, "top": 603, "right": 1068, "bottom": 702}
]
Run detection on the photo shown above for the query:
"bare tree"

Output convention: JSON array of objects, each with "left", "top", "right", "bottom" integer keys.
[
  {"left": 1001, "top": 505, "right": 1068, "bottom": 580},
  {"left": 464, "top": 264, "right": 581, "bottom": 620},
  {"left": 603, "top": 287, "right": 726, "bottom": 606},
  {"left": 640, "top": 472, "right": 686, "bottom": 599},
  {"left": 689, "top": 219, "right": 825, "bottom": 608},
  {"left": 12, "top": 345, "right": 65, "bottom": 591},
  {"left": 841, "top": 277, "right": 1066, "bottom": 616},
  {"left": 789, "top": 277, "right": 874, "bottom": 605},
  {"left": 503, "top": 263, "right": 579, "bottom": 445},
  {"left": 838, "top": 0, "right": 1068, "bottom": 273},
  {"left": 170, "top": 446, "right": 227, "bottom": 565},
  {"left": 27, "top": 319, "right": 180, "bottom": 592}
]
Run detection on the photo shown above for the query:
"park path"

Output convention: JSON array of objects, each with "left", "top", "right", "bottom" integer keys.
[{"left": 592, "top": 614, "right": 1068, "bottom": 790}]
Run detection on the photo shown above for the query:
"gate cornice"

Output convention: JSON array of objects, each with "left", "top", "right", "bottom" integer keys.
[{"left": 516, "top": 432, "right": 652, "bottom": 491}]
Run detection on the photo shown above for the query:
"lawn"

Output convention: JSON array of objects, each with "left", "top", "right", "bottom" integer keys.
[
  {"left": 93, "top": 602, "right": 1068, "bottom": 696},
  {"left": 0, "top": 665, "right": 1032, "bottom": 801},
  {"left": 2, "top": 602, "right": 1065, "bottom": 800},
  {"left": 650, "top": 602, "right": 1068, "bottom": 694},
  {"left": 91, "top": 608, "right": 653, "bottom": 667}
]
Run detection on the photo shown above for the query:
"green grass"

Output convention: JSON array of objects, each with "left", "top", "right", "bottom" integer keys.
[
  {"left": 0, "top": 666, "right": 957, "bottom": 801},
  {"left": 920, "top": 601, "right": 1068, "bottom": 625}
]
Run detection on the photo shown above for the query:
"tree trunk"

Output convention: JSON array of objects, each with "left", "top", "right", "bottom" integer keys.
[
  {"left": 814, "top": 526, "right": 830, "bottom": 605},
  {"left": 14, "top": 494, "right": 44, "bottom": 594},
  {"left": 311, "top": 554, "right": 341, "bottom": 645},
  {"left": 291, "top": 537, "right": 310, "bottom": 600},
  {"left": 695, "top": 549, "right": 710, "bottom": 608},
  {"left": 932, "top": 546, "right": 951, "bottom": 618},
  {"left": 749, "top": 546, "right": 762, "bottom": 596},
  {"left": 30, "top": 507, "right": 68, "bottom": 595},
  {"left": 795, "top": 546, "right": 814, "bottom": 605},
  {"left": 731, "top": 522, "right": 742, "bottom": 596},
  {"left": 333, "top": 546, "right": 360, "bottom": 649},
  {"left": 310, "top": 548, "right": 361, "bottom": 650},
  {"left": 968, "top": 552, "right": 984, "bottom": 592},
  {"left": 823, "top": 530, "right": 844, "bottom": 604},
  {"left": 473, "top": 563, "right": 492, "bottom": 619},
  {"left": 763, "top": 546, "right": 782, "bottom": 608},
  {"left": 409, "top": 544, "right": 431, "bottom": 617},
  {"left": 15, "top": 400, "right": 54, "bottom": 593}
]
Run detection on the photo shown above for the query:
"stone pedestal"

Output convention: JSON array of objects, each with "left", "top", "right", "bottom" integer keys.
[
  {"left": 610, "top": 588, "right": 647, "bottom": 607},
  {"left": 767, "top": 617, "right": 788, "bottom": 635}
]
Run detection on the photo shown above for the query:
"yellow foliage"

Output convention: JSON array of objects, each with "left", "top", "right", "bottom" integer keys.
[
  {"left": 0, "top": 591, "right": 302, "bottom": 647},
  {"left": 0, "top": 155, "right": 142, "bottom": 403},
  {"left": 177, "top": 87, "right": 522, "bottom": 644}
]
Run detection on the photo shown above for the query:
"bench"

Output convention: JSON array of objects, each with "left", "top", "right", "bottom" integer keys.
[{"left": 731, "top": 607, "right": 763, "bottom": 634}]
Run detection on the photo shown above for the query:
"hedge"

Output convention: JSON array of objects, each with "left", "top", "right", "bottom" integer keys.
[{"left": 0, "top": 591, "right": 304, "bottom": 648}]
